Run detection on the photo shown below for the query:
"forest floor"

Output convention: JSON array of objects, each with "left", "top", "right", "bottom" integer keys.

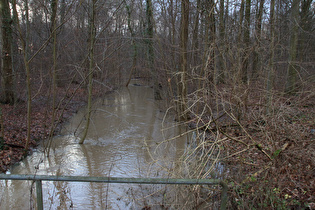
[{"left": 0, "top": 81, "right": 314, "bottom": 208}]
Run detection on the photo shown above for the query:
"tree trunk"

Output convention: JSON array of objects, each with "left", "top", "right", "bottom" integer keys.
[
  {"left": 47, "top": 0, "right": 59, "bottom": 153},
  {"left": 146, "top": 0, "right": 162, "bottom": 100},
  {"left": 1, "top": 0, "right": 15, "bottom": 104},
  {"left": 125, "top": 2, "right": 138, "bottom": 87},
  {"left": 298, "top": 0, "right": 312, "bottom": 64},
  {"left": 236, "top": 0, "right": 245, "bottom": 83},
  {"left": 51, "top": 0, "right": 58, "bottom": 111},
  {"left": 12, "top": 0, "right": 32, "bottom": 152},
  {"left": 218, "top": 0, "right": 226, "bottom": 83},
  {"left": 285, "top": 0, "right": 300, "bottom": 93},
  {"left": 266, "top": 0, "right": 275, "bottom": 113},
  {"left": 178, "top": 0, "right": 189, "bottom": 121},
  {"left": 79, "top": 0, "right": 96, "bottom": 144},
  {"left": 208, "top": 0, "right": 216, "bottom": 84},
  {"left": 252, "top": 0, "right": 264, "bottom": 79},
  {"left": 242, "top": 0, "right": 251, "bottom": 83},
  {"left": 191, "top": 0, "right": 200, "bottom": 67}
]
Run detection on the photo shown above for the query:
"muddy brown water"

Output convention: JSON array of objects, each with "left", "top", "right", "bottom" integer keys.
[{"left": 0, "top": 84, "right": 191, "bottom": 209}]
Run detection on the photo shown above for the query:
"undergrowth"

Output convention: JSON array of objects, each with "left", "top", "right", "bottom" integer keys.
[{"left": 156, "top": 79, "right": 315, "bottom": 209}]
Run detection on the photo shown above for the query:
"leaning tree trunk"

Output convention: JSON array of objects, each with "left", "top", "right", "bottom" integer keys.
[{"left": 47, "top": 0, "right": 59, "bottom": 154}]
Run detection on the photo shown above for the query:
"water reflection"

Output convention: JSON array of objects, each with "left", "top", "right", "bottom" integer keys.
[{"left": 0, "top": 84, "right": 190, "bottom": 209}]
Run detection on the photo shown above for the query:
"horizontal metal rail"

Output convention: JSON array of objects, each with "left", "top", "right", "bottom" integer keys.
[{"left": 0, "top": 174, "right": 227, "bottom": 209}]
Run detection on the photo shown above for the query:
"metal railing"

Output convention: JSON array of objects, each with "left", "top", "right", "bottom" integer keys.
[{"left": 0, "top": 174, "right": 228, "bottom": 209}]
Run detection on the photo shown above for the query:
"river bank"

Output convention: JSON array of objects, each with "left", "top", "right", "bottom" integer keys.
[{"left": 0, "top": 84, "right": 90, "bottom": 172}]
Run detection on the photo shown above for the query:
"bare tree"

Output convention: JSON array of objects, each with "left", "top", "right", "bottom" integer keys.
[
  {"left": 286, "top": 0, "right": 300, "bottom": 93},
  {"left": 178, "top": 0, "right": 189, "bottom": 121},
  {"left": 252, "top": 0, "right": 264, "bottom": 79},
  {"left": 1, "top": 0, "right": 15, "bottom": 104},
  {"left": 266, "top": 0, "right": 276, "bottom": 113},
  {"left": 218, "top": 0, "right": 226, "bottom": 83},
  {"left": 242, "top": 0, "right": 251, "bottom": 83},
  {"left": 146, "top": 0, "right": 162, "bottom": 100},
  {"left": 124, "top": 0, "right": 138, "bottom": 87},
  {"left": 12, "top": 0, "right": 33, "bottom": 151},
  {"left": 47, "top": 0, "right": 59, "bottom": 152},
  {"left": 79, "top": 0, "right": 96, "bottom": 144}
]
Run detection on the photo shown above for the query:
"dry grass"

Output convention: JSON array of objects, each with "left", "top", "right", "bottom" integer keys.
[{"left": 156, "top": 79, "right": 315, "bottom": 209}]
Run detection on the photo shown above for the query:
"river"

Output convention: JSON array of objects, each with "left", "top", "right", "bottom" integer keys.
[{"left": 0, "top": 84, "right": 191, "bottom": 209}]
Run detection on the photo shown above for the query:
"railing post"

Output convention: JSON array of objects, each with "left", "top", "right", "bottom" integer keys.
[
  {"left": 35, "top": 180, "right": 43, "bottom": 210},
  {"left": 220, "top": 181, "right": 228, "bottom": 210}
]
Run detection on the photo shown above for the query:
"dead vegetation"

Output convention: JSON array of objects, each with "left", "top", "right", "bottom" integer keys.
[{"left": 169, "top": 79, "right": 315, "bottom": 209}]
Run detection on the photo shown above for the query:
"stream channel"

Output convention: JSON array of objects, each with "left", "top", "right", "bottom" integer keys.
[{"left": 0, "top": 83, "right": 192, "bottom": 209}]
